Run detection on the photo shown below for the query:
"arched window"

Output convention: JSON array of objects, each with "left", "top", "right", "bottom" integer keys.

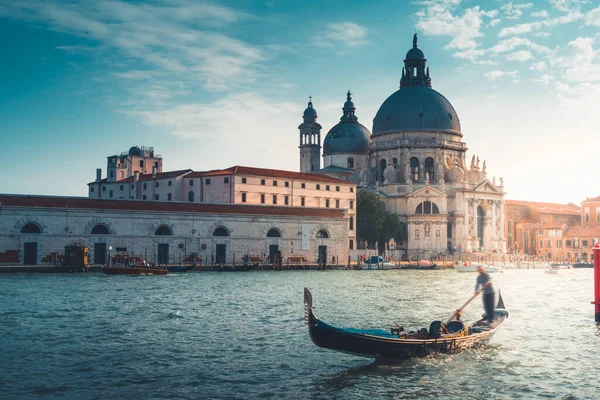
[
  {"left": 415, "top": 201, "right": 440, "bottom": 215},
  {"left": 379, "top": 159, "right": 387, "bottom": 182},
  {"left": 349, "top": 216, "right": 354, "bottom": 231},
  {"left": 213, "top": 227, "right": 229, "bottom": 237},
  {"left": 91, "top": 224, "right": 110, "bottom": 235},
  {"left": 410, "top": 157, "right": 419, "bottom": 181},
  {"left": 155, "top": 225, "right": 173, "bottom": 236},
  {"left": 188, "top": 191, "right": 194, "bottom": 202},
  {"left": 425, "top": 157, "right": 434, "bottom": 181},
  {"left": 316, "top": 230, "right": 329, "bottom": 238},
  {"left": 477, "top": 206, "right": 484, "bottom": 248},
  {"left": 267, "top": 228, "right": 281, "bottom": 238},
  {"left": 21, "top": 223, "right": 41, "bottom": 234}
]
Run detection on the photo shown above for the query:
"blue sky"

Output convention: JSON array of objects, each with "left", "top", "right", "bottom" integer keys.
[{"left": 1, "top": 0, "right": 600, "bottom": 204}]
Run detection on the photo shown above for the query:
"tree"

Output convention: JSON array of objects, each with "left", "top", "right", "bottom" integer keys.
[{"left": 356, "top": 191, "right": 407, "bottom": 251}]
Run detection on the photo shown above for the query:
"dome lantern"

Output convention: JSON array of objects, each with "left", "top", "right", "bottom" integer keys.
[{"left": 401, "top": 33, "right": 431, "bottom": 88}]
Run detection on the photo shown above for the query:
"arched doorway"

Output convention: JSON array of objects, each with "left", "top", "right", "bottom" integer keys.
[
  {"left": 91, "top": 224, "right": 110, "bottom": 265},
  {"left": 213, "top": 227, "right": 229, "bottom": 263},
  {"left": 267, "top": 228, "right": 282, "bottom": 263},
  {"left": 477, "top": 206, "right": 484, "bottom": 248},
  {"left": 316, "top": 230, "right": 329, "bottom": 265},
  {"left": 155, "top": 225, "right": 173, "bottom": 264},
  {"left": 21, "top": 223, "right": 41, "bottom": 265}
]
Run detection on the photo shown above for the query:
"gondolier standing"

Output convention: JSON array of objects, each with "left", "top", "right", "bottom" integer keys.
[{"left": 475, "top": 266, "right": 495, "bottom": 322}]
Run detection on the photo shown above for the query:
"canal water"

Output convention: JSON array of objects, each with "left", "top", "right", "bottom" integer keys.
[{"left": 1, "top": 269, "right": 599, "bottom": 399}]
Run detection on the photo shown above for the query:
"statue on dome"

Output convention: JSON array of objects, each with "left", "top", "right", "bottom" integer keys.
[
  {"left": 482, "top": 160, "right": 487, "bottom": 175},
  {"left": 470, "top": 155, "right": 475, "bottom": 170}
]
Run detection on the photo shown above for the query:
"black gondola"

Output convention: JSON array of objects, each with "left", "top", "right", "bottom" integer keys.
[{"left": 304, "top": 288, "right": 508, "bottom": 360}]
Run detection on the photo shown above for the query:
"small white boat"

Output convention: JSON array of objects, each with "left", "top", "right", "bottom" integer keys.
[
  {"left": 545, "top": 265, "right": 573, "bottom": 274},
  {"left": 456, "top": 263, "right": 504, "bottom": 273},
  {"left": 358, "top": 261, "right": 397, "bottom": 270}
]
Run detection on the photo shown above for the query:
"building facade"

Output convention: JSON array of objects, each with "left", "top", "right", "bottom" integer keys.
[
  {"left": 504, "top": 200, "right": 580, "bottom": 255},
  {"left": 311, "top": 35, "right": 506, "bottom": 258},
  {"left": 0, "top": 195, "right": 349, "bottom": 266}
]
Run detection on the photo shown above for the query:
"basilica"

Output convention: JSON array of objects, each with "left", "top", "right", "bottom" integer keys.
[{"left": 303, "top": 35, "right": 506, "bottom": 257}]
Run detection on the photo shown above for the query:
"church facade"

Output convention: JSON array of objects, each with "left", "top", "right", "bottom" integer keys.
[{"left": 302, "top": 35, "right": 506, "bottom": 258}]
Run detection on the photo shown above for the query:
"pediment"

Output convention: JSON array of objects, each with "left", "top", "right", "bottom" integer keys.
[
  {"left": 474, "top": 180, "right": 500, "bottom": 194},
  {"left": 406, "top": 185, "right": 446, "bottom": 199}
]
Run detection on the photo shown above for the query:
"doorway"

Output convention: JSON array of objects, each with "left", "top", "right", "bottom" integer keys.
[
  {"left": 269, "top": 245, "right": 279, "bottom": 263},
  {"left": 24, "top": 242, "right": 37, "bottom": 265},
  {"left": 318, "top": 245, "right": 327, "bottom": 266},
  {"left": 94, "top": 243, "right": 107, "bottom": 265},
  {"left": 216, "top": 244, "right": 226, "bottom": 264},
  {"left": 158, "top": 243, "right": 169, "bottom": 264}
]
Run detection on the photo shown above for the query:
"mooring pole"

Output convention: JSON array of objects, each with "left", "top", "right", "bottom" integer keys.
[{"left": 592, "top": 242, "right": 600, "bottom": 322}]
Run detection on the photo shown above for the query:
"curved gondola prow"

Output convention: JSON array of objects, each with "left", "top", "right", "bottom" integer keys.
[
  {"left": 304, "top": 287, "right": 314, "bottom": 324},
  {"left": 496, "top": 289, "right": 505, "bottom": 309}
]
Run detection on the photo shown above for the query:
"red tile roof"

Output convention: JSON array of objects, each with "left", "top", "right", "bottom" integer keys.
[
  {"left": 0, "top": 195, "right": 346, "bottom": 219},
  {"left": 564, "top": 226, "right": 600, "bottom": 238},
  {"left": 539, "top": 222, "right": 566, "bottom": 230},
  {"left": 505, "top": 200, "right": 580, "bottom": 216},
  {"left": 187, "top": 166, "right": 352, "bottom": 184},
  {"left": 516, "top": 217, "right": 538, "bottom": 224},
  {"left": 583, "top": 196, "right": 600, "bottom": 203},
  {"left": 88, "top": 169, "right": 192, "bottom": 185}
]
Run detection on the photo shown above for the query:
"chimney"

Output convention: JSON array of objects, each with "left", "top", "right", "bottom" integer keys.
[
  {"left": 152, "top": 166, "right": 156, "bottom": 178},
  {"left": 133, "top": 171, "right": 139, "bottom": 200},
  {"left": 96, "top": 168, "right": 102, "bottom": 182}
]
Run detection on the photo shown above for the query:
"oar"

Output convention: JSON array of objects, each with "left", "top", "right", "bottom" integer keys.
[{"left": 446, "top": 284, "right": 488, "bottom": 325}]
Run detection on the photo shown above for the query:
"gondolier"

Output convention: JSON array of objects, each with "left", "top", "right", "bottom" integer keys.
[{"left": 475, "top": 266, "right": 495, "bottom": 322}]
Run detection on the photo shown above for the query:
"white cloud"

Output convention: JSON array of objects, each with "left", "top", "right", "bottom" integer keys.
[
  {"left": 531, "top": 10, "right": 549, "bottom": 18},
  {"left": 501, "top": 2, "right": 534, "bottom": 20},
  {"left": 489, "top": 18, "right": 501, "bottom": 27},
  {"left": 507, "top": 50, "right": 533, "bottom": 61},
  {"left": 489, "top": 37, "right": 551, "bottom": 54},
  {"left": 529, "top": 61, "right": 547, "bottom": 71},
  {"left": 314, "top": 22, "right": 368, "bottom": 48},
  {"left": 499, "top": 12, "right": 582, "bottom": 37},
  {"left": 414, "top": 1, "right": 498, "bottom": 62},
  {"left": 585, "top": 7, "right": 600, "bottom": 26},
  {"left": 484, "top": 70, "right": 518, "bottom": 79}
]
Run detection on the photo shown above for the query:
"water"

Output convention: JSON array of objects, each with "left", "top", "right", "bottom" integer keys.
[{"left": 1, "top": 270, "right": 599, "bottom": 399}]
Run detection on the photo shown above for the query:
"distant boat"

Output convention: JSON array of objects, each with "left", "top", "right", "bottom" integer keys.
[
  {"left": 358, "top": 256, "right": 398, "bottom": 270},
  {"left": 573, "top": 262, "right": 594, "bottom": 268},
  {"left": 456, "top": 263, "right": 503, "bottom": 273},
  {"left": 102, "top": 266, "right": 168, "bottom": 275},
  {"left": 166, "top": 265, "right": 196, "bottom": 273},
  {"left": 304, "top": 287, "right": 508, "bottom": 360},
  {"left": 545, "top": 265, "right": 573, "bottom": 274}
]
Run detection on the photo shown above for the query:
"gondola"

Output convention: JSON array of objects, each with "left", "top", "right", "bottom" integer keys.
[
  {"left": 304, "top": 287, "right": 508, "bottom": 360},
  {"left": 102, "top": 266, "right": 168, "bottom": 275},
  {"left": 399, "top": 264, "right": 437, "bottom": 270}
]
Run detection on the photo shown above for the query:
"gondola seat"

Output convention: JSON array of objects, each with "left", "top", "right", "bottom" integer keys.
[{"left": 428, "top": 321, "right": 448, "bottom": 338}]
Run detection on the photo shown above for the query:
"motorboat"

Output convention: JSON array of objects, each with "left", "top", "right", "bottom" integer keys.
[{"left": 545, "top": 264, "right": 573, "bottom": 274}]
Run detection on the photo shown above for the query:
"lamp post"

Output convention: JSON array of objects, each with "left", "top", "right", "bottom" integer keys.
[
  {"left": 592, "top": 242, "right": 600, "bottom": 322},
  {"left": 108, "top": 245, "right": 113, "bottom": 268}
]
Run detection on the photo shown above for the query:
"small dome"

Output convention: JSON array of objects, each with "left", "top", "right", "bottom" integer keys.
[
  {"left": 303, "top": 97, "right": 317, "bottom": 119},
  {"left": 406, "top": 47, "right": 425, "bottom": 60},
  {"left": 128, "top": 146, "right": 141, "bottom": 156},
  {"left": 323, "top": 123, "right": 371, "bottom": 155},
  {"left": 323, "top": 91, "right": 371, "bottom": 156}
]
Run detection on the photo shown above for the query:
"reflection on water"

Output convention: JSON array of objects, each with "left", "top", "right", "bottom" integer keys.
[{"left": 1, "top": 269, "right": 599, "bottom": 399}]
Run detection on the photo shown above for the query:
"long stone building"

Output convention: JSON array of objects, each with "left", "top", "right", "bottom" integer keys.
[{"left": 0, "top": 195, "right": 349, "bottom": 266}]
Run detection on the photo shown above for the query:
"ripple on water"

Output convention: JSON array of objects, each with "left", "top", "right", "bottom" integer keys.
[{"left": 1, "top": 270, "right": 600, "bottom": 399}]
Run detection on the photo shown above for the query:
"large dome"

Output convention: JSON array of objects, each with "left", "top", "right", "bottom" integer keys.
[
  {"left": 372, "top": 85, "right": 461, "bottom": 136},
  {"left": 323, "top": 122, "right": 371, "bottom": 155}
]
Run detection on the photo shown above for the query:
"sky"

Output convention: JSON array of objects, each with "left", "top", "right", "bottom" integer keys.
[{"left": 1, "top": 0, "right": 599, "bottom": 204}]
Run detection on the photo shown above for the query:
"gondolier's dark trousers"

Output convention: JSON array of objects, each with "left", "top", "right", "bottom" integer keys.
[{"left": 483, "top": 292, "right": 495, "bottom": 322}]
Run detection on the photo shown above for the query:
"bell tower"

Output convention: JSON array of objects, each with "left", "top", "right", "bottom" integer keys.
[{"left": 298, "top": 97, "right": 322, "bottom": 172}]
